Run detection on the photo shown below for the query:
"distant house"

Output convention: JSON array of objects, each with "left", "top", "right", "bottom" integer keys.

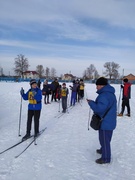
[
  {"left": 123, "top": 74, "right": 135, "bottom": 83},
  {"left": 23, "top": 71, "right": 39, "bottom": 79},
  {"left": 62, "top": 73, "right": 76, "bottom": 81}
]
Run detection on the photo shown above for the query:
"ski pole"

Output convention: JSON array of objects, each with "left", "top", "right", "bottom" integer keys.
[
  {"left": 18, "top": 88, "right": 23, "bottom": 136},
  {"left": 58, "top": 99, "right": 60, "bottom": 112},
  {"left": 117, "top": 87, "right": 122, "bottom": 114},
  {"left": 88, "top": 108, "right": 91, "bottom": 131}
]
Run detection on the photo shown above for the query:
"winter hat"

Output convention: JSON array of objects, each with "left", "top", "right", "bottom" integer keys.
[
  {"left": 96, "top": 77, "right": 108, "bottom": 85},
  {"left": 30, "top": 79, "right": 37, "bottom": 86},
  {"left": 62, "top": 83, "right": 66, "bottom": 86},
  {"left": 123, "top": 78, "right": 128, "bottom": 82}
]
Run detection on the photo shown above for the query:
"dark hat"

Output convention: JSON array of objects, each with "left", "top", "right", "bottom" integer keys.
[
  {"left": 123, "top": 78, "right": 128, "bottom": 82},
  {"left": 62, "top": 83, "right": 66, "bottom": 86},
  {"left": 73, "top": 80, "right": 75, "bottom": 84},
  {"left": 30, "top": 79, "right": 37, "bottom": 85},
  {"left": 96, "top": 77, "right": 108, "bottom": 85}
]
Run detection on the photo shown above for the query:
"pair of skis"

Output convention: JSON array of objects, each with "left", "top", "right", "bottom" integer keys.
[
  {"left": 54, "top": 105, "right": 74, "bottom": 118},
  {"left": 0, "top": 127, "right": 47, "bottom": 158}
]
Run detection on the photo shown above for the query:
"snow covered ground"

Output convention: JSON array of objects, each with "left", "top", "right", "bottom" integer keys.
[{"left": 0, "top": 81, "right": 135, "bottom": 180}]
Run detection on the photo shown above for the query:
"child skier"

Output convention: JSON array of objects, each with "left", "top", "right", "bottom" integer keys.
[
  {"left": 61, "top": 83, "right": 69, "bottom": 113},
  {"left": 20, "top": 79, "right": 42, "bottom": 141}
]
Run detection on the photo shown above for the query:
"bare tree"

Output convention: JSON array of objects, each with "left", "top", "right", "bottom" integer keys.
[
  {"left": 103, "top": 62, "right": 120, "bottom": 79},
  {"left": 94, "top": 69, "right": 100, "bottom": 79},
  {"left": 36, "top": 65, "right": 44, "bottom": 78},
  {"left": 45, "top": 67, "right": 50, "bottom": 79},
  {"left": 50, "top": 68, "right": 56, "bottom": 79},
  {"left": 83, "top": 70, "right": 88, "bottom": 80},
  {"left": 14, "top": 54, "right": 29, "bottom": 78}
]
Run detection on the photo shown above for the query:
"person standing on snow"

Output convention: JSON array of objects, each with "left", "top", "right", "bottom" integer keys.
[
  {"left": 79, "top": 79, "right": 85, "bottom": 99},
  {"left": 20, "top": 79, "right": 42, "bottom": 141},
  {"left": 42, "top": 80, "right": 51, "bottom": 104},
  {"left": 118, "top": 78, "right": 131, "bottom": 117},
  {"left": 51, "top": 78, "right": 59, "bottom": 102},
  {"left": 69, "top": 80, "right": 78, "bottom": 106},
  {"left": 87, "top": 77, "right": 117, "bottom": 164},
  {"left": 61, "top": 83, "right": 69, "bottom": 113}
]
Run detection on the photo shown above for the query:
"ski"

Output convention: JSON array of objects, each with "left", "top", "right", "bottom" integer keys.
[
  {"left": 57, "top": 113, "right": 66, "bottom": 118},
  {"left": 15, "top": 127, "right": 47, "bottom": 158},
  {"left": 54, "top": 112, "right": 63, "bottom": 118},
  {"left": 0, "top": 135, "right": 34, "bottom": 155}
]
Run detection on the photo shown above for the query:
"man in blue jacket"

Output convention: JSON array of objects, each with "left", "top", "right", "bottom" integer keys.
[
  {"left": 20, "top": 79, "right": 42, "bottom": 141},
  {"left": 87, "top": 77, "right": 117, "bottom": 164}
]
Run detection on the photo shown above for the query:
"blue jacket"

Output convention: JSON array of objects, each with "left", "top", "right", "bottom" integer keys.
[
  {"left": 22, "top": 87, "right": 42, "bottom": 110},
  {"left": 88, "top": 84, "right": 117, "bottom": 130}
]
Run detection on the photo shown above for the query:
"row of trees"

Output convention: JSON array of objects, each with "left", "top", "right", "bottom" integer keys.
[
  {"left": 83, "top": 62, "right": 120, "bottom": 80},
  {"left": 14, "top": 54, "right": 57, "bottom": 79},
  {"left": 0, "top": 54, "right": 121, "bottom": 79}
]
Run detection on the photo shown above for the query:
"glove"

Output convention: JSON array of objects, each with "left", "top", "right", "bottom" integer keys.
[
  {"left": 20, "top": 88, "right": 24, "bottom": 95},
  {"left": 121, "top": 85, "right": 123, "bottom": 88}
]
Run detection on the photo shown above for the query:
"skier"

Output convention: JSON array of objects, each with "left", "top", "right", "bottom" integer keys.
[
  {"left": 42, "top": 80, "right": 51, "bottom": 104},
  {"left": 118, "top": 78, "right": 131, "bottom": 117},
  {"left": 51, "top": 78, "right": 59, "bottom": 102},
  {"left": 20, "top": 79, "right": 42, "bottom": 141},
  {"left": 69, "top": 80, "right": 78, "bottom": 106},
  {"left": 61, "top": 83, "right": 69, "bottom": 113},
  {"left": 79, "top": 79, "right": 85, "bottom": 99}
]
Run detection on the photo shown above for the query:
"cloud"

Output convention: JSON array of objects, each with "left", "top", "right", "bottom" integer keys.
[{"left": 0, "top": 0, "right": 135, "bottom": 77}]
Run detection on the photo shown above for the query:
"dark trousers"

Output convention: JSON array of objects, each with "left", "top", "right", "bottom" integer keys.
[
  {"left": 44, "top": 94, "right": 49, "bottom": 103},
  {"left": 121, "top": 98, "right": 130, "bottom": 115},
  {"left": 99, "top": 129, "right": 113, "bottom": 163},
  {"left": 80, "top": 90, "right": 84, "bottom": 98},
  {"left": 51, "top": 90, "right": 57, "bottom": 101},
  {"left": 62, "top": 97, "right": 67, "bottom": 111},
  {"left": 26, "top": 110, "right": 41, "bottom": 135}
]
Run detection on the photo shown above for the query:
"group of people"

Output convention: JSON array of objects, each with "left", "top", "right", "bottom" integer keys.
[
  {"left": 20, "top": 78, "right": 85, "bottom": 139},
  {"left": 41, "top": 78, "right": 85, "bottom": 107},
  {"left": 20, "top": 76, "right": 131, "bottom": 165}
]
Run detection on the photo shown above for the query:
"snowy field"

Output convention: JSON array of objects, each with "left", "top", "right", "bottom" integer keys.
[{"left": 0, "top": 81, "right": 135, "bottom": 180}]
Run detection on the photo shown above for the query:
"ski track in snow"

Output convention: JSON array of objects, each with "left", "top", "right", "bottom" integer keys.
[{"left": 0, "top": 82, "right": 135, "bottom": 180}]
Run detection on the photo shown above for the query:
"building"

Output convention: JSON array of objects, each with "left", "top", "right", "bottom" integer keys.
[
  {"left": 62, "top": 73, "right": 76, "bottom": 81},
  {"left": 123, "top": 74, "right": 135, "bottom": 83},
  {"left": 23, "top": 71, "right": 39, "bottom": 79}
]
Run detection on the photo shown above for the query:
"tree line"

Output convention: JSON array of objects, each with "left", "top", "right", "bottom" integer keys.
[{"left": 0, "top": 54, "right": 121, "bottom": 79}]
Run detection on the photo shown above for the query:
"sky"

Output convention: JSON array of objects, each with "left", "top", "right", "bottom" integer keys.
[
  {"left": 0, "top": 0, "right": 135, "bottom": 77},
  {"left": 0, "top": 81, "right": 135, "bottom": 180}
]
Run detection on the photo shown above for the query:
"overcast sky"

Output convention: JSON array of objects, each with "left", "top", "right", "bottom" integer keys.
[{"left": 0, "top": 0, "right": 135, "bottom": 77}]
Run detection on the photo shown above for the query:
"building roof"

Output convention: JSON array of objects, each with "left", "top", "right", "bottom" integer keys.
[
  {"left": 123, "top": 74, "right": 135, "bottom": 81},
  {"left": 24, "top": 71, "right": 38, "bottom": 75}
]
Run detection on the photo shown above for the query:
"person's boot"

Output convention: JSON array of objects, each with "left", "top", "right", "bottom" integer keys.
[
  {"left": 22, "top": 133, "right": 30, "bottom": 141},
  {"left": 117, "top": 113, "right": 123, "bottom": 116}
]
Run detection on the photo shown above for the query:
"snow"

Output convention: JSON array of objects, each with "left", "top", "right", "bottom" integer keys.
[{"left": 0, "top": 81, "right": 135, "bottom": 180}]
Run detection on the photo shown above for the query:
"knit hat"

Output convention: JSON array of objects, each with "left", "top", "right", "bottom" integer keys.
[
  {"left": 62, "top": 83, "right": 66, "bottom": 86},
  {"left": 30, "top": 79, "right": 37, "bottom": 85},
  {"left": 96, "top": 77, "right": 108, "bottom": 85},
  {"left": 123, "top": 78, "right": 128, "bottom": 82}
]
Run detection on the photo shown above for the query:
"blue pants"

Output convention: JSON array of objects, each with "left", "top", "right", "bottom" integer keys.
[
  {"left": 99, "top": 129, "right": 113, "bottom": 163},
  {"left": 70, "top": 92, "right": 76, "bottom": 106}
]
